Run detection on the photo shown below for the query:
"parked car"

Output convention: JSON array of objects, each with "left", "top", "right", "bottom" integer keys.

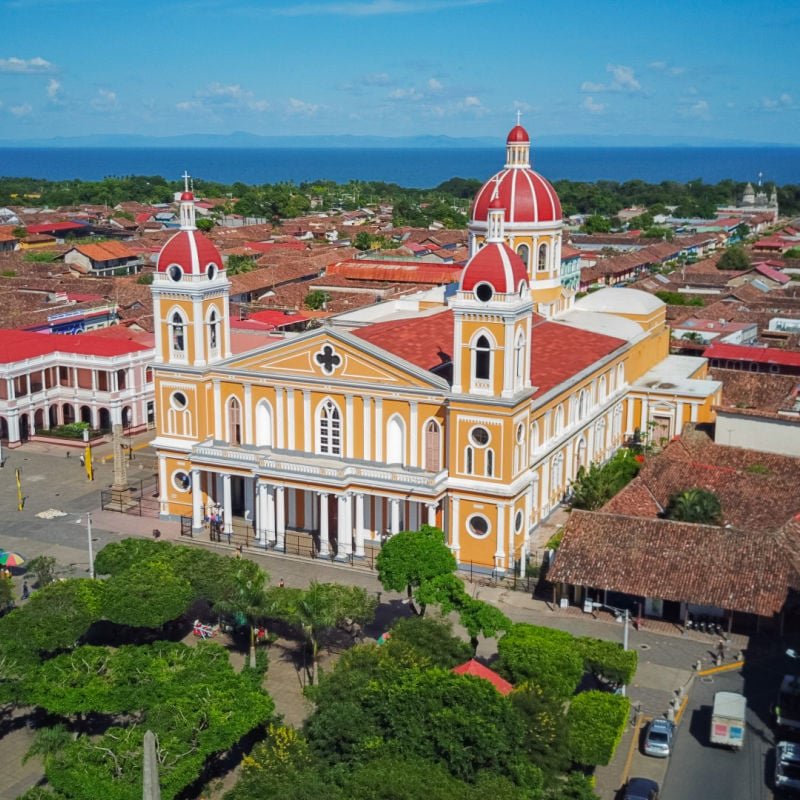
[
  {"left": 623, "top": 777, "right": 659, "bottom": 800},
  {"left": 643, "top": 718, "right": 674, "bottom": 758},
  {"left": 775, "top": 740, "right": 800, "bottom": 792}
]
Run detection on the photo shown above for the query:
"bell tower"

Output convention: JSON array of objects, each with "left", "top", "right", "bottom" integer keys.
[
  {"left": 452, "top": 201, "right": 532, "bottom": 400},
  {"left": 152, "top": 172, "right": 231, "bottom": 369}
]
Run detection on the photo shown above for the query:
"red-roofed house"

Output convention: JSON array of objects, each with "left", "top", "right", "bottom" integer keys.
[
  {"left": 452, "top": 659, "right": 513, "bottom": 695},
  {"left": 705, "top": 343, "right": 800, "bottom": 376},
  {"left": 0, "top": 327, "right": 154, "bottom": 446}
]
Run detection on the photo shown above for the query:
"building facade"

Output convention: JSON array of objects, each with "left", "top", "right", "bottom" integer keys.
[{"left": 152, "top": 132, "right": 722, "bottom": 572}]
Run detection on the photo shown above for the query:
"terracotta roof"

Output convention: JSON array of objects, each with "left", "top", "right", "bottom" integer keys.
[
  {"left": 68, "top": 241, "right": 138, "bottom": 262},
  {"left": 705, "top": 342, "right": 800, "bottom": 368},
  {"left": 451, "top": 659, "right": 513, "bottom": 695},
  {"left": 327, "top": 259, "right": 462, "bottom": 285},
  {"left": 549, "top": 509, "right": 796, "bottom": 616},
  {"left": 0, "top": 327, "right": 151, "bottom": 363},
  {"left": 709, "top": 367, "right": 798, "bottom": 413}
]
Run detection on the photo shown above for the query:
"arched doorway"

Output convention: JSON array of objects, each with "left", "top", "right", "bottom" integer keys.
[
  {"left": 98, "top": 408, "right": 111, "bottom": 431},
  {"left": 63, "top": 404, "right": 75, "bottom": 425},
  {"left": 0, "top": 417, "right": 8, "bottom": 440},
  {"left": 19, "top": 414, "right": 29, "bottom": 442},
  {"left": 80, "top": 406, "right": 92, "bottom": 425},
  {"left": 34, "top": 408, "right": 45, "bottom": 432},
  {"left": 122, "top": 406, "right": 133, "bottom": 432},
  {"left": 49, "top": 405, "right": 59, "bottom": 428}
]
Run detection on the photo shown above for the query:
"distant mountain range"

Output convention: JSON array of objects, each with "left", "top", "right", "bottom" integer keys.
[{"left": 0, "top": 132, "right": 796, "bottom": 149}]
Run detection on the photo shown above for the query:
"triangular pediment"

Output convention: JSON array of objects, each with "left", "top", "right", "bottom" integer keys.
[{"left": 224, "top": 329, "right": 448, "bottom": 390}]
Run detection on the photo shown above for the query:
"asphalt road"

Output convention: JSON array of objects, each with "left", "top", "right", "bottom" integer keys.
[{"left": 662, "top": 669, "right": 777, "bottom": 800}]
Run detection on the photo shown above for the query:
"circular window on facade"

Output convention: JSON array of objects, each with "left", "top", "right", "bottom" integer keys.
[
  {"left": 168, "top": 264, "right": 183, "bottom": 282},
  {"left": 206, "top": 263, "right": 217, "bottom": 280},
  {"left": 171, "top": 391, "right": 188, "bottom": 409},
  {"left": 515, "top": 510, "right": 524, "bottom": 534},
  {"left": 172, "top": 471, "right": 191, "bottom": 492},
  {"left": 470, "top": 426, "right": 490, "bottom": 447},
  {"left": 475, "top": 282, "right": 494, "bottom": 302},
  {"left": 467, "top": 514, "right": 490, "bottom": 539}
]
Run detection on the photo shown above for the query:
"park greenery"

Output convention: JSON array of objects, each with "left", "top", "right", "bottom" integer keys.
[
  {"left": 0, "top": 533, "right": 638, "bottom": 800},
  {"left": 568, "top": 449, "right": 643, "bottom": 511},
  {"left": 2, "top": 174, "right": 798, "bottom": 227}
]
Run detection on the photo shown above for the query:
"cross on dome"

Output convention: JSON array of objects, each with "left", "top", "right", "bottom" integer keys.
[{"left": 182, "top": 170, "right": 191, "bottom": 192}]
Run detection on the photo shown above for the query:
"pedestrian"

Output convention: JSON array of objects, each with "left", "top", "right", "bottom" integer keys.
[
  {"left": 717, "top": 639, "right": 726, "bottom": 660},
  {"left": 21, "top": 581, "right": 29, "bottom": 601},
  {"left": 79, "top": 454, "right": 85, "bottom": 467},
  {"left": 236, "top": 545, "right": 243, "bottom": 559},
  {"left": 279, "top": 578, "right": 285, "bottom": 588}
]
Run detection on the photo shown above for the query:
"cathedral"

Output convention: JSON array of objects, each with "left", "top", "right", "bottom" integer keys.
[{"left": 151, "top": 125, "right": 722, "bottom": 573}]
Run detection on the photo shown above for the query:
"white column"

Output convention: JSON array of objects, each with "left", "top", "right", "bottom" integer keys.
[
  {"left": 626, "top": 398, "right": 634, "bottom": 435},
  {"left": 337, "top": 494, "right": 353, "bottom": 558},
  {"left": 303, "top": 390, "right": 311, "bottom": 451},
  {"left": 675, "top": 401, "right": 685, "bottom": 435},
  {"left": 243, "top": 477, "right": 254, "bottom": 525},
  {"left": 158, "top": 455, "right": 169, "bottom": 514},
  {"left": 191, "top": 468, "right": 203, "bottom": 530},
  {"left": 286, "top": 389, "right": 296, "bottom": 449},
  {"left": 690, "top": 403, "right": 699, "bottom": 422},
  {"left": 355, "top": 493, "right": 366, "bottom": 557},
  {"left": 222, "top": 474, "right": 233, "bottom": 536},
  {"left": 427, "top": 502, "right": 437, "bottom": 527},
  {"left": 641, "top": 398, "right": 649, "bottom": 436},
  {"left": 495, "top": 503, "right": 507, "bottom": 573},
  {"left": 451, "top": 497, "right": 461, "bottom": 558},
  {"left": 276, "top": 486, "right": 286, "bottom": 549},
  {"left": 374, "top": 398, "right": 383, "bottom": 461},
  {"left": 276, "top": 388, "right": 285, "bottom": 449},
  {"left": 214, "top": 381, "right": 222, "bottom": 439},
  {"left": 409, "top": 501, "right": 418, "bottom": 531},
  {"left": 409, "top": 401, "right": 418, "bottom": 466},
  {"left": 319, "top": 493, "right": 329, "bottom": 557},
  {"left": 244, "top": 384, "right": 253, "bottom": 444},
  {"left": 363, "top": 398, "right": 372, "bottom": 460},
  {"left": 303, "top": 490, "right": 313, "bottom": 531},
  {"left": 345, "top": 395, "right": 354, "bottom": 457},
  {"left": 375, "top": 496, "right": 383, "bottom": 539},
  {"left": 390, "top": 498, "right": 400, "bottom": 534},
  {"left": 287, "top": 488, "right": 297, "bottom": 527},
  {"left": 256, "top": 483, "right": 267, "bottom": 543},
  {"left": 266, "top": 486, "right": 276, "bottom": 544}
]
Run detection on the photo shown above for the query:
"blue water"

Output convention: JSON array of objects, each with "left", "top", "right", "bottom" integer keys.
[{"left": 1, "top": 146, "right": 799, "bottom": 187}]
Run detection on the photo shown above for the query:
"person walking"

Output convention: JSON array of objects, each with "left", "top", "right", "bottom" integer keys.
[{"left": 21, "top": 581, "right": 29, "bottom": 601}]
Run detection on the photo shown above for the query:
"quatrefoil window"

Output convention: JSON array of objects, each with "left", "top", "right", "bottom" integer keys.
[{"left": 315, "top": 344, "right": 342, "bottom": 375}]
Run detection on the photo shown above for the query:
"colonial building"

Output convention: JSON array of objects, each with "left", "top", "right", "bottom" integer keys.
[{"left": 152, "top": 131, "right": 721, "bottom": 572}]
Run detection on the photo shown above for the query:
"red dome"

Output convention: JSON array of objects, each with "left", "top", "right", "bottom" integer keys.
[
  {"left": 472, "top": 168, "right": 561, "bottom": 225},
  {"left": 180, "top": 191, "right": 194, "bottom": 201},
  {"left": 507, "top": 124, "right": 529, "bottom": 143},
  {"left": 157, "top": 229, "right": 222, "bottom": 276},
  {"left": 461, "top": 242, "right": 527, "bottom": 295}
]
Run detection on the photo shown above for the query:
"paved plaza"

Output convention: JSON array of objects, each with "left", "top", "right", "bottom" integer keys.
[{"left": 0, "top": 439, "right": 764, "bottom": 798}]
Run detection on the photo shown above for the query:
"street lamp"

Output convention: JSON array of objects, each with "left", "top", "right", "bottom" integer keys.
[{"left": 75, "top": 513, "right": 96, "bottom": 579}]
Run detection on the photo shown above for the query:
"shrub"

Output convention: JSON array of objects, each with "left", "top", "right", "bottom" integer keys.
[
  {"left": 574, "top": 637, "right": 638, "bottom": 686},
  {"left": 387, "top": 615, "right": 472, "bottom": 668},
  {"left": 567, "top": 691, "right": 629, "bottom": 766}
]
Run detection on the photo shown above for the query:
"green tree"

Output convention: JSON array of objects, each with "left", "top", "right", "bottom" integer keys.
[
  {"left": 581, "top": 214, "right": 612, "bottom": 234},
  {"left": 457, "top": 599, "right": 512, "bottom": 655},
  {"left": 226, "top": 253, "right": 258, "bottom": 275},
  {"left": 386, "top": 615, "right": 472, "bottom": 668},
  {"left": 196, "top": 217, "right": 214, "bottom": 231},
  {"left": 566, "top": 691, "right": 629, "bottom": 766},
  {"left": 574, "top": 637, "right": 637, "bottom": 686},
  {"left": 0, "top": 575, "right": 14, "bottom": 610},
  {"left": 569, "top": 449, "right": 641, "bottom": 510},
  {"left": 665, "top": 487, "right": 722, "bottom": 525},
  {"left": 376, "top": 525, "right": 457, "bottom": 615},
  {"left": 717, "top": 245, "right": 750, "bottom": 271},
  {"left": 353, "top": 231, "right": 374, "bottom": 251},
  {"left": 214, "top": 558, "right": 270, "bottom": 668},
  {"left": 304, "top": 289, "right": 330, "bottom": 310}
]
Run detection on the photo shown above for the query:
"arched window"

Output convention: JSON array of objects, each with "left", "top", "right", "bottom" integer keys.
[
  {"left": 386, "top": 415, "right": 405, "bottom": 465},
  {"left": 424, "top": 420, "right": 441, "bottom": 472},
  {"left": 530, "top": 421, "right": 539, "bottom": 452},
  {"left": 465, "top": 446, "right": 474, "bottom": 475},
  {"left": 475, "top": 335, "right": 491, "bottom": 381},
  {"left": 578, "top": 389, "right": 589, "bottom": 419},
  {"left": 538, "top": 243, "right": 548, "bottom": 271},
  {"left": 594, "top": 419, "right": 607, "bottom": 455},
  {"left": 551, "top": 453, "right": 564, "bottom": 495},
  {"left": 170, "top": 311, "right": 186, "bottom": 357},
  {"left": 208, "top": 308, "right": 219, "bottom": 355},
  {"left": 486, "top": 448, "right": 494, "bottom": 477},
  {"left": 599, "top": 375, "right": 607, "bottom": 402},
  {"left": 255, "top": 400, "right": 273, "bottom": 447},
  {"left": 514, "top": 332, "right": 526, "bottom": 388},
  {"left": 227, "top": 397, "right": 242, "bottom": 445},
  {"left": 516, "top": 243, "right": 530, "bottom": 270},
  {"left": 318, "top": 399, "right": 341, "bottom": 456},
  {"left": 554, "top": 405, "right": 564, "bottom": 436}
]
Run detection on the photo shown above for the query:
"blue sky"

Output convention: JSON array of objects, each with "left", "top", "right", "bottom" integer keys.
[{"left": 1, "top": 0, "right": 799, "bottom": 143}]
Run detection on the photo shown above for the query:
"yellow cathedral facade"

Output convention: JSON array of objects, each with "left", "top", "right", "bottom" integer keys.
[{"left": 151, "top": 128, "right": 722, "bottom": 573}]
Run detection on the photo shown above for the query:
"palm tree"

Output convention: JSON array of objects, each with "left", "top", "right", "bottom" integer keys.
[
  {"left": 214, "top": 559, "right": 270, "bottom": 668},
  {"left": 665, "top": 488, "right": 722, "bottom": 525}
]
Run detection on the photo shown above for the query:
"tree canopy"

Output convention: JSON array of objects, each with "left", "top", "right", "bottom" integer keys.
[{"left": 665, "top": 487, "right": 723, "bottom": 525}]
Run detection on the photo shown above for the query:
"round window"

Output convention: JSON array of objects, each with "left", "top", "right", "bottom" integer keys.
[
  {"left": 515, "top": 510, "right": 524, "bottom": 534},
  {"left": 475, "top": 282, "right": 493, "bottom": 302},
  {"left": 168, "top": 264, "right": 182, "bottom": 282},
  {"left": 467, "top": 515, "right": 490, "bottom": 539},
  {"left": 171, "top": 391, "right": 188, "bottom": 409},
  {"left": 206, "top": 263, "right": 217, "bottom": 280},
  {"left": 172, "top": 471, "right": 191, "bottom": 492},
  {"left": 470, "top": 426, "right": 490, "bottom": 447}
]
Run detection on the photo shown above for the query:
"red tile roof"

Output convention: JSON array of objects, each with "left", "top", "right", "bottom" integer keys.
[
  {"left": 68, "top": 241, "right": 138, "bottom": 262},
  {"left": 248, "top": 309, "right": 309, "bottom": 328},
  {"left": 705, "top": 342, "right": 800, "bottom": 368},
  {"left": 26, "top": 221, "right": 88, "bottom": 234},
  {"left": 0, "top": 328, "right": 151, "bottom": 363},
  {"left": 451, "top": 659, "right": 513, "bottom": 695},
  {"left": 327, "top": 259, "right": 462, "bottom": 285}
]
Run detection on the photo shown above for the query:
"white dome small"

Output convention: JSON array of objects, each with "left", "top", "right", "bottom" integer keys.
[{"left": 574, "top": 287, "right": 664, "bottom": 316}]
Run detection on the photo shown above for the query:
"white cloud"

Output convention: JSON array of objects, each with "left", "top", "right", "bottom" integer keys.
[
  {"left": 427, "top": 78, "right": 443, "bottom": 92},
  {"left": 760, "top": 93, "right": 795, "bottom": 111},
  {"left": 513, "top": 100, "right": 533, "bottom": 113},
  {"left": 46, "top": 78, "right": 61, "bottom": 99},
  {"left": 463, "top": 95, "right": 481, "bottom": 107},
  {"left": 176, "top": 100, "right": 201, "bottom": 111},
  {"left": 177, "top": 82, "right": 269, "bottom": 113},
  {"left": 680, "top": 99, "right": 710, "bottom": 119},
  {"left": 272, "top": 0, "right": 491, "bottom": 17},
  {"left": 10, "top": 103, "right": 33, "bottom": 116},
  {"left": 0, "top": 56, "right": 54, "bottom": 74},
  {"left": 389, "top": 86, "right": 423, "bottom": 101},
  {"left": 581, "top": 64, "right": 642, "bottom": 94},
  {"left": 649, "top": 60, "right": 685, "bottom": 76},
  {"left": 287, "top": 97, "right": 319, "bottom": 116},
  {"left": 91, "top": 88, "right": 117, "bottom": 109},
  {"left": 582, "top": 96, "right": 605, "bottom": 114}
]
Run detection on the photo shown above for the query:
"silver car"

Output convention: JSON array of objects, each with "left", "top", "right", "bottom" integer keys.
[
  {"left": 775, "top": 741, "right": 800, "bottom": 792},
  {"left": 643, "top": 718, "right": 674, "bottom": 758}
]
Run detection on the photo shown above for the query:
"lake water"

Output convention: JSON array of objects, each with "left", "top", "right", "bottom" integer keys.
[{"left": 1, "top": 146, "right": 799, "bottom": 187}]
